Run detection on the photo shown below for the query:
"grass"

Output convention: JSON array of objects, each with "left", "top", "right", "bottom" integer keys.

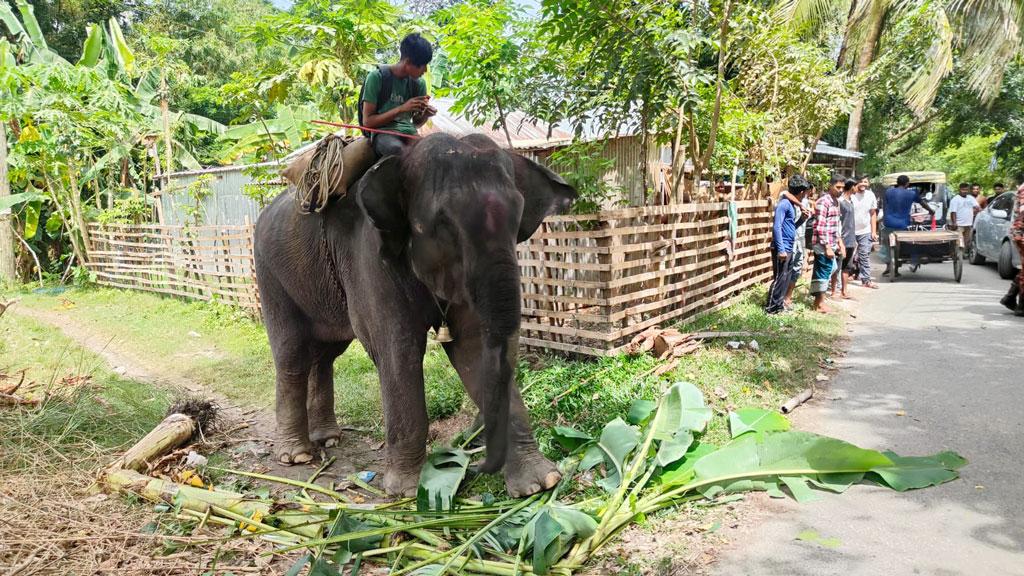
[
  {"left": 0, "top": 313, "right": 173, "bottom": 470},
  {"left": 5, "top": 283, "right": 841, "bottom": 452},
  {"left": 6, "top": 287, "right": 467, "bottom": 434}
]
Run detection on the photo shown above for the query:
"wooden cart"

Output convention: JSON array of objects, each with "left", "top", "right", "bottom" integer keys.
[{"left": 887, "top": 229, "right": 963, "bottom": 283}]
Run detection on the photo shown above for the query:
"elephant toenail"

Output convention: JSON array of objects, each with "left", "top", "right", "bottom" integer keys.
[
  {"left": 293, "top": 453, "right": 314, "bottom": 464},
  {"left": 528, "top": 483, "right": 541, "bottom": 494},
  {"left": 543, "top": 471, "right": 561, "bottom": 489},
  {"left": 324, "top": 437, "right": 339, "bottom": 448}
]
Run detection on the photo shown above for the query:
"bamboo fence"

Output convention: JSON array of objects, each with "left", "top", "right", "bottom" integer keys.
[
  {"left": 85, "top": 199, "right": 772, "bottom": 357},
  {"left": 85, "top": 221, "right": 260, "bottom": 313}
]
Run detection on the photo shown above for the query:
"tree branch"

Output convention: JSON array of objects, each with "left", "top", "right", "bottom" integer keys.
[{"left": 886, "top": 109, "right": 941, "bottom": 144}]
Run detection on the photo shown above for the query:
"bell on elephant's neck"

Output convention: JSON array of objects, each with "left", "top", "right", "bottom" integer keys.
[{"left": 432, "top": 323, "right": 454, "bottom": 343}]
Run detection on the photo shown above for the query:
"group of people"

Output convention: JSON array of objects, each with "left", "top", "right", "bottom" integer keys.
[
  {"left": 766, "top": 174, "right": 880, "bottom": 314},
  {"left": 767, "top": 173, "right": 1024, "bottom": 317}
]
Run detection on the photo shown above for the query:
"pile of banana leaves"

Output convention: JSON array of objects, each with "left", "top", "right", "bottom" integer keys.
[{"left": 195, "top": 382, "right": 964, "bottom": 575}]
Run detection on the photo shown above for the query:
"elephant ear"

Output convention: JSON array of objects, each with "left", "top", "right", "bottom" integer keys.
[
  {"left": 511, "top": 155, "right": 578, "bottom": 243},
  {"left": 356, "top": 155, "right": 408, "bottom": 259}
]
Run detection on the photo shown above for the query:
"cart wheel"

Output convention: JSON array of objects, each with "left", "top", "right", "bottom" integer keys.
[{"left": 954, "top": 246, "right": 963, "bottom": 283}]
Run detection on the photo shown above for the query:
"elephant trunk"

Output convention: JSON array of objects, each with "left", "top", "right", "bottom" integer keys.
[{"left": 470, "top": 252, "right": 521, "bottom": 473}]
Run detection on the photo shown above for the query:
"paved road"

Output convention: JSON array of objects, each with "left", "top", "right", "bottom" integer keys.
[{"left": 714, "top": 258, "right": 1024, "bottom": 576}]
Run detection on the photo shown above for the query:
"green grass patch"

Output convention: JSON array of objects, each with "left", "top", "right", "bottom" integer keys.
[
  {"left": 8, "top": 287, "right": 466, "bottom": 434},
  {"left": 0, "top": 313, "right": 172, "bottom": 471}
]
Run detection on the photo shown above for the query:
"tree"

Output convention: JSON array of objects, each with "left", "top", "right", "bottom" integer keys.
[
  {"left": 438, "top": 0, "right": 538, "bottom": 148},
  {"left": 2, "top": 0, "right": 137, "bottom": 62},
  {"left": 539, "top": 0, "right": 717, "bottom": 195},
  {"left": 779, "top": 0, "right": 1024, "bottom": 151},
  {"left": 229, "top": 0, "right": 423, "bottom": 122}
]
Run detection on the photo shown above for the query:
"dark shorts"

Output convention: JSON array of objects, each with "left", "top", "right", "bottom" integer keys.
[{"left": 842, "top": 246, "right": 857, "bottom": 273}]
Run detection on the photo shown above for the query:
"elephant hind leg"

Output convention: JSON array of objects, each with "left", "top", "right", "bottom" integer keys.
[{"left": 307, "top": 340, "right": 351, "bottom": 447}]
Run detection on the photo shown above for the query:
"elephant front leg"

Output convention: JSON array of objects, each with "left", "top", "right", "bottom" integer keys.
[
  {"left": 374, "top": 345, "right": 429, "bottom": 497},
  {"left": 443, "top": 326, "right": 560, "bottom": 498}
]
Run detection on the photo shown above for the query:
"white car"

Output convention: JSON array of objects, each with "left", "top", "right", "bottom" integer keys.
[{"left": 968, "top": 191, "right": 1022, "bottom": 279}]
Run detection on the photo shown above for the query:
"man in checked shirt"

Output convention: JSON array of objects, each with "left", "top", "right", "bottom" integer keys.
[
  {"left": 811, "top": 177, "right": 844, "bottom": 313},
  {"left": 999, "top": 183, "right": 1024, "bottom": 316}
]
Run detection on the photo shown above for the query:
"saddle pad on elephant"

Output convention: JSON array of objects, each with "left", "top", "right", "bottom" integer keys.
[{"left": 285, "top": 135, "right": 376, "bottom": 213}]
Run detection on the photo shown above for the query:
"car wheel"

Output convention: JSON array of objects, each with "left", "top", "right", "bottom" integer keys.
[
  {"left": 968, "top": 233, "right": 985, "bottom": 264},
  {"left": 998, "top": 240, "right": 1016, "bottom": 279}
]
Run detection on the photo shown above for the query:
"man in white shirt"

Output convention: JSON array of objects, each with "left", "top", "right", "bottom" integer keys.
[
  {"left": 948, "top": 182, "right": 981, "bottom": 252},
  {"left": 850, "top": 176, "right": 879, "bottom": 288}
]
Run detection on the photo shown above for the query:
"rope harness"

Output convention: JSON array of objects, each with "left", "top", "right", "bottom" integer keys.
[{"left": 295, "top": 134, "right": 350, "bottom": 214}]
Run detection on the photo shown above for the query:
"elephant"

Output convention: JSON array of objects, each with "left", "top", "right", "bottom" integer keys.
[{"left": 253, "top": 132, "right": 577, "bottom": 497}]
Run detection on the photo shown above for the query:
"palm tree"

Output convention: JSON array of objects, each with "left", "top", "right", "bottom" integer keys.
[{"left": 779, "top": 0, "right": 1023, "bottom": 151}]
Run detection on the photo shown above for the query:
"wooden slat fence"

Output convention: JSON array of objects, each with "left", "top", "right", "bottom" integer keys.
[
  {"left": 515, "top": 199, "right": 772, "bottom": 356},
  {"left": 86, "top": 222, "right": 260, "bottom": 313},
  {"left": 85, "top": 199, "right": 772, "bottom": 357}
]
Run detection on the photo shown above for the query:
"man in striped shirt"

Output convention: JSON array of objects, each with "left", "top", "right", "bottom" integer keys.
[{"left": 811, "top": 177, "right": 844, "bottom": 313}]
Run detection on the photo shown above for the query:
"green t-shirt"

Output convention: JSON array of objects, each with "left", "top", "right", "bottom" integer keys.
[{"left": 362, "top": 67, "right": 427, "bottom": 136}]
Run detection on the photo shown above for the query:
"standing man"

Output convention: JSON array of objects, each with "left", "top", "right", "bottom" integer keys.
[
  {"left": 835, "top": 179, "right": 858, "bottom": 299},
  {"left": 948, "top": 182, "right": 981, "bottom": 253},
  {"left": 999, "top": 183, "right": 1024, "bottom": 316},
  {"left": 811, "top": 177, "right": 843, "bottom": 313},
  {"left": 993, "top": 182, "right": 1006, "bottom": 200},
  {"left": 359, "top": 33, "right": 437, "bottom": 158},
  {"left": 766, "top": 176, "right": 811, "bottom": 314},
  {"left": 784, "top": 184, "right": 814, "bottom": 309},
  {"left": 882, "top": 175, "right": 935, "bottom": 276},
  {"left": 970, "top": 183, "right": 987, "bottom": 209},
  {"left": 851, "top": 175, "right": 879, "bottom": 288}
]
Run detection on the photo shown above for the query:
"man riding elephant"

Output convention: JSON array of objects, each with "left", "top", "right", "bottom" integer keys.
[{"left": 254, "top": 132, "right": 576, "bottom": 498}]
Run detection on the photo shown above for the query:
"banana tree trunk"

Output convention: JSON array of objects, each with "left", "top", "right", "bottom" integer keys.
[
  {"left": 0, "top": 122, "right": 15, "bottom": 283},
  {"left": 845, "top": 6, "right": 885, "bottom": 151}
]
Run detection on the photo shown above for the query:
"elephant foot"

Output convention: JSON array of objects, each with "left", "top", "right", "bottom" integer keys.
[
  {"left": 383, "top": 466, "right": 421, "bottom": 497},
  {"left": 276, "top": 438, "right": 315, "bottom": 465},
  {"left": 505, "top": 450, "right": 561, "bottom": 498},
  {"left": 310, "top": 420, "right": 343, "bottom": 448}
]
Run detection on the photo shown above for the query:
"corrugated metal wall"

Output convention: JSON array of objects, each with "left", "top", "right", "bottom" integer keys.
[{"left": 160, "top": 164, "right": 282, "bottom": 227}]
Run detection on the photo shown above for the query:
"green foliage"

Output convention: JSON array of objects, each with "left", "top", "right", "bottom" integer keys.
[
  {"left": 437, "top": 0, "right": 542, "bottom": 144},
  {"left": 417, "top": 448, "right": 471, "bottom": 512},
  {"left": 229, "top": 0, "right": 422, "bottom": 120},
  {"left": 96, "top": 195, "right": 152, "bottom": 225},
  {"left": 546, "top": 142, "right": 623, "bottom": 213},
  {"left": 728, "top": 408, "right": 791, "bottom": 438},
  {"left": 240, "top": 165, "right": 284, "bottom": 209},
  {"left": 180, "top": 174, "right": 213, "bottom": 227}
]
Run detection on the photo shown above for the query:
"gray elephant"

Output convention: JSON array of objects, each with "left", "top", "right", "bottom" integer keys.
[{"left": 253, "top": 133, "right": 576, "bottom": 497}]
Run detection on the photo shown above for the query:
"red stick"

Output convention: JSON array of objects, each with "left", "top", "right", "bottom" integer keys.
[{"left": 311, "top": 120, "right": 420, "bottom": 140}]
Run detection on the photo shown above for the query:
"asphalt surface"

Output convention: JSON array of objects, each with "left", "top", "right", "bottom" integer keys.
[{"left": 714, "top": 257, "right": 1024, "bottom": 576}]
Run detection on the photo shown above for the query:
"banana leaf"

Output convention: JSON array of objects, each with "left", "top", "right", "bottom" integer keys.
[
  {"left": 0, "top": 4, "right": 25, "bottom": 39},
  {"left": 0, "top": 191, "right": 44, "bottom": 213},
  {"left": 589, "top": 418, "right": 640, "bottom": 491},
  {"left": 728, "top": 408, "right": 791, "bottom": 438},
  {"left": 868, "top": 451, "right": 967, "bottom": 491},
  {"left": 417, "top": 448, "right": 470, "bottom": 512},
  {"left": 524, "top": 504, "right": 597, "bottom": 575},
  {"left": 78, "top": 23, "right": 103, "bottom": 67},
  {"left": 105, "top": 17, "right": 134, "bottom": 74},
  {"left": 15, "top": 0, "right": 45, "bottom": 50}
]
